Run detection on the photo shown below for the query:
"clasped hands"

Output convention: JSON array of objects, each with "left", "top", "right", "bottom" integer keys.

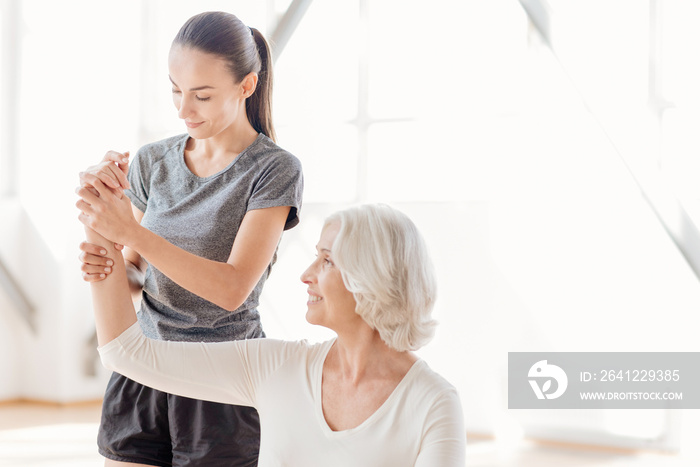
[{"left": 76, "top": 150, "right": 135, "bottom": 281}]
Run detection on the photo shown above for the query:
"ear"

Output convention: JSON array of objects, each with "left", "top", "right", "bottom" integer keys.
[{"left": 241, "top": 72, "right": 258, "bottom": 98}]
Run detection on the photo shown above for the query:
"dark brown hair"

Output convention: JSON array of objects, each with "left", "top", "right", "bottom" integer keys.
[{"left": 173, "top": 12, "right": 276, "bottom": 141}]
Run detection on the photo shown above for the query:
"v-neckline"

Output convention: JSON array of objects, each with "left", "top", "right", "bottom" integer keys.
[
  {"left": 314, "top": 339, "right": 423, "bottom": 437},
  {"left": 178, "top": 132, "right": 263, "bottom": 181}
]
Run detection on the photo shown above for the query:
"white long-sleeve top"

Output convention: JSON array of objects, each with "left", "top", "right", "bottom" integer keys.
[{"left": 99, "top": 323, "right": 466, "bottom": 466}]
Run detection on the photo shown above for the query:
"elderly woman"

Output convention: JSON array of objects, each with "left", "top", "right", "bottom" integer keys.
[{"left": 79, "top": 182, "right": 465, "bottom": 466}]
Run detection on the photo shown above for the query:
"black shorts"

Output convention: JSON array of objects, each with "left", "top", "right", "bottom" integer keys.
[{"left": 97, "top": 372, "right": 260, "bottom": 467}]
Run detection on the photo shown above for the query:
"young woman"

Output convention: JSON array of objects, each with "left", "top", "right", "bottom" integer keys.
[
  {"left": 77, "top": 201, "right": 466, "bottom": 467},
  {"left": 77, "top": 12, "right": 303, "bottom": 466}
]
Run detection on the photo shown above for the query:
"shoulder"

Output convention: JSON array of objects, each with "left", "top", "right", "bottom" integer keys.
[
  {"left": 249, "top": 134, "right": 302, "bottom": 173},
  {"left": 409, "top": 363, "right": 466, "bottom": 465},
  {"left": 410, "top": 361, "right": 463, "bottom": 407},
  {"left": 133, "top": 134, "right": 188, "bottom": 166}
]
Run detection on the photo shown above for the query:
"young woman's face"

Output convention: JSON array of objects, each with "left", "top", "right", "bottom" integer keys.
[
  {"left": 168, "top": 45, "right": 253, "bottom": 139},
  {"left": 301, "top": 223, "right": 359, "bottom": 331}
]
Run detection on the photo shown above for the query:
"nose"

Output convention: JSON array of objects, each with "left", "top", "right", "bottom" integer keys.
[
  {"left": 300, "top": 260, "right": 317, "bottom": 285},
  {"left": 177, "top": 95, "right": 193, "bottom": 120}
]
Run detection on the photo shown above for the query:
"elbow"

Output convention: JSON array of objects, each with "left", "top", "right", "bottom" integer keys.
[
  {"left": 216, "top": 266, "right": 255, "bottom": 312},
  {"left": 219, "top": 292, "right": 248, "bottom": 313},
  {"left": 99, "top": 354, "right": 118, "bottom": 373},
  {"left": 221, "top": 300, "right": 245, "bottom": 313}
]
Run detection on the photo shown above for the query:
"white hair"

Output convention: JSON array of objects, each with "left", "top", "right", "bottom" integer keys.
[{"left": 324, "top": 204, "right": 437, "bottom": 351}]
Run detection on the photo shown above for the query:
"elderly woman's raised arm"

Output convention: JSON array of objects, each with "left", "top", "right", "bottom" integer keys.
[
  {"left": 83, "top": 227, "right": 295, "bottom": 409},
  {"left": 83, "top": 225, "right": 138, "bottom": 346}
]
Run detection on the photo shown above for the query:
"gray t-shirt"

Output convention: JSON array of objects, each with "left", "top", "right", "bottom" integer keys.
[{"left": 125, "top": 133, "right": 304, "bottom": 342}]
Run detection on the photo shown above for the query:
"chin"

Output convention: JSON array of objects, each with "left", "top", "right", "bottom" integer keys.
[
  {"left": 186, "top": 128, "right": 206, "bottom": 139},
  {"left": 305, "top": 310, "right": 316, "bottom": 325},
  {"left": 305, "top": 308, "right": 323, "bottom": 327}
]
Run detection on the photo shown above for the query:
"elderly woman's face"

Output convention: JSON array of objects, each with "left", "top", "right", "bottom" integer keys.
[{"left": 301, "top": 222, "right": 359, "bottom": 330}]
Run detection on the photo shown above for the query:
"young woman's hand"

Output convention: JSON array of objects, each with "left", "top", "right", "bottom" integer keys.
[
  {"left": 76, "top": 178, "right": 141, "bottom": 246},
  {"left": 78, "top": 241, "right": 123, "bottom": 282},
  {"left": 79, "top": 150, "right": 130, "bottom": 198}
]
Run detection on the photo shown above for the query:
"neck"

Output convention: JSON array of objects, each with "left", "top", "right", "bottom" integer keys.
[
  {"left": 191, "top": 111, "right": 258, "bottom": 161},
  {"left": 330, "top": 326, "right": 416, "bottom": 385}
]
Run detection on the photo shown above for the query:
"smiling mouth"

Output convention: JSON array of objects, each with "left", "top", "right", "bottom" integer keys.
[
  {"left": 185, "top": 121, "right": 203, "bottom": 128},
  {"left": 308, "top": 295, "right": 323, "bottom": 303}
]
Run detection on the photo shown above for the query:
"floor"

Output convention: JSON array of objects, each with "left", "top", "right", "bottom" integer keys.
[
  {"left": 464, "top": 438, "right": 700, "bottom": 467},
  {"left": 0, "top": 402, "right": 103, "bottom": 466},
  {"left": 0, "top": 402, "right": 698, "bottom": 466}
]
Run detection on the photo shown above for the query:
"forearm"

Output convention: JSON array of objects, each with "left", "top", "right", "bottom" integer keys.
[
  {"left": 84, "top": 226, "right": 138, "bottom": 346},
  {"left": 129, "top": 226, "right": 255, "bottom": 312}
]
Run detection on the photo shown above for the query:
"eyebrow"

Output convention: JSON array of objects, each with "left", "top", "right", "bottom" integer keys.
[
  {"left": 315, "top": 245, "right": 332, "bottom": 254},
  {"left": 169, "top": 76, "right": 215, "bottom": 92}
]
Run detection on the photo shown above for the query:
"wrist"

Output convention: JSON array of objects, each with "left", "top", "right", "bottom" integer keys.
[{"left": 126, "top": 223, "right": 150, "bottom": 256}]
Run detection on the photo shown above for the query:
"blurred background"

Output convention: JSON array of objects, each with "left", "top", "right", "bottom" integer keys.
[{"left": 1, "top": 0, "right": 700, "bottom": 465}]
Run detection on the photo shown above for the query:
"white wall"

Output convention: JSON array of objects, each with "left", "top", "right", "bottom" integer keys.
[
  {"left": 0, "top": 198, "right": 109, "bottom": 402},
  {"left": 0, "top": 200, "right": 30, "bottom": 400},
  {"left": 0, "top": 0, "right": 143, "bottom": 402}
]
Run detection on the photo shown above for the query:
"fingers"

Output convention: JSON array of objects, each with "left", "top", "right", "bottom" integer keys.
[
  {"left": 80, "top": 164, "right": 129, "bottom": 192},
  {"left": 75, "top": 182, "right": 115, "bottom": 231},
  {"left": 78, "top": 241, "right": 115, "bottom": 282},
  {"left": 106, "top": 161, "right": 130, "bottom": 190},
  {"left": 75, "top": 187, "right": 98, "bottom": 211},
  {"left": 103, "top": 150, "right": 130, "bottom": 166},
  {"left": 79, "top": 151, "right": 131, "bottom": 192},
  {"left": 77, "top": 211, "right": 91, "bottom": 229},
  {"left": 102, "top": 150, "right": 131, "bottom": 185},
  {"left": 80, "top": 171, "right": 124, "bottom": 199},
  {"left": 79, "top": 241, "right": 108, "bottom": 256},
  {"left": 77, "top": 178, "right": 113, "bottom": 204},
  {"left": 117, "top": 151, "right": 130, "bottom": 177},
  {"left": 81, "top": 271, "right": 107, "bottom": 282},
  {"left": 81, "top": 263, "right": 112, "bottom": 275},
  {"left": 75, "top": 198, "right": 92, "bottom": 216},
  {"left": 90, "top": 177, "right": 114, "bottom": 199},
  {"left": 79, "top": 168, "right": 119, "bottom": 191}
]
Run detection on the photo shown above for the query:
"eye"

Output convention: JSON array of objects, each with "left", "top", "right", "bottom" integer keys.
[
  {"left": 196, "top": 96, "right": 211, "bottom": 102},
  {"left": 323, "top": 258, "right": 334, "bottom": 267},
  {"left": 171, "top": 88, "right": 181, "bottom": 94}
]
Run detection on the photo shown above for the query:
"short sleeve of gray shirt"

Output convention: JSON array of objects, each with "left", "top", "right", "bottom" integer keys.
[{"left": 125, "top": 133, "right": 304, "bottom": 342}]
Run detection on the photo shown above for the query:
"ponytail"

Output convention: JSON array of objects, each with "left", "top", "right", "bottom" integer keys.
[
  {"left": 173, "top": 12, "right": 276, "bottom": 142},
  {"left": 247, "top": 28, "right": 275, "bottom": 142}
]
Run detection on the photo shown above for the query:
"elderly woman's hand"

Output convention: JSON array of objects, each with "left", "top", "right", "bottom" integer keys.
[{"left": 79, "top": 150, "right": 130, "bottom": 198}]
